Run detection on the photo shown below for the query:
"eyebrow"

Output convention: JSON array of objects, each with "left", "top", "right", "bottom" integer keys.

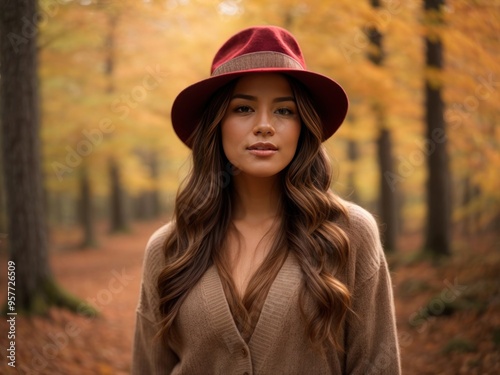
[{"left": 231, "top": 94, "right": 296, "bottom": 103}]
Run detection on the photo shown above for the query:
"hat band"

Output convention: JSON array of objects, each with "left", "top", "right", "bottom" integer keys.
[{"left": 212, "top": 51, "right": 304, "bottom": 76}]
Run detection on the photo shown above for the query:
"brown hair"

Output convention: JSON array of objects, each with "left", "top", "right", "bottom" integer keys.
[{"left": 157, "top": 75, "right": 351, "bottom": 351}]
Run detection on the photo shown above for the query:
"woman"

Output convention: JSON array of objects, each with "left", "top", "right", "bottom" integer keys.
[{"left": 132, "top": 25, "right": 401, "bottom": 374}]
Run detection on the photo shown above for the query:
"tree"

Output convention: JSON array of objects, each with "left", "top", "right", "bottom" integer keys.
[
  {"left": 346, "top": 138, "right": 360, "bottom": 203},
  {"left": 423, "top": 0, "right": 450, "bottom": 256},
  {"left": 134, "top": 150, "right": 161, "bottom": 220},
  {"left": 79, "top": 165, "right": 97, "bottom": 247},
  {"left": 0, "top": 0, "right": 95, "bottom": 314},
  {"left": 109, "top": 157, "right": 129, "bottom": 232},
  {"left": 30, "top": 0, "right": 500, "bottom": 251},
  {"left": 0, "top": 107, "right": 6, "bottom": 238},
  {"left": 442, "top": 1, "right": 500, "bottom": 240},
  {"left": 102, "top": 9, "right": 129, "bottom": 233},
  {"left": 366, "top": 0, "right": 398, "bottom": 252}
]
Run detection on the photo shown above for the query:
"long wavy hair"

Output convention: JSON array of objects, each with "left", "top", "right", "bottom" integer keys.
[{"left": 157, "top": 74, "right": 351, "bottom": 351}]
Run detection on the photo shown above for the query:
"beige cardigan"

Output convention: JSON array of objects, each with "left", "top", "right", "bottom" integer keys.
[{"left": 132, "top": 203, "right": 401, "bottom": 374}]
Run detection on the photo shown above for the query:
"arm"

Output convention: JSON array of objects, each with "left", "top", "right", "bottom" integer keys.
[
  {"left": 344, "top": 255, "right": 401, "bottom": 374},
  {"left": 132, "top": 311, "right": 178, "bottom": 374},
  {"left": 343, "top": 205, "right": 401, "bottom": 374},
  {"left": 131, "top": 223, "right": 179, "bottom": 374}
]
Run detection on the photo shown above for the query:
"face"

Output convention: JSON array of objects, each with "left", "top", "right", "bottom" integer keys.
[{"left": 221, "top": 73, "right": 301, "bottom": 179}]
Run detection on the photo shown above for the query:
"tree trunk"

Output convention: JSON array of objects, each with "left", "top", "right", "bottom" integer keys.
[
  {"left": 109, "top": 158, "right": 128, "bottom": 232},
  {"left": 0, "top": 0, "right": 96, "bottom": 314},
  {"left": 134, "top": 194, "right": 149, "bottom": 221},
  {"left": 79, "top": 166, "right": 97, "bottom": 247},
  {"left": 462, "top": 176, "right": 472, "bottom": 236},
  {"left": 462, "top": 176, "right": 481, "bottom": 237},
  {"left": 377, "top": 128, "right": 397, "bottom": 252},
  {"left": 133, "top": 150, "right": 161, "bottom": 221},
  {"left": 149, "top": 151, "right": 161, "bottom": 218},
  {"left": 0, "top": 119, "right": 6, "bottom": 239},
  {"left": 103, "top": 13, "right": 128, "bottom": 232},
  {"left": 423, "top": 0, "right": 451, "bottom": 256},
  {"left": 346, "top": 139, "right": 360, "bottom": 204},
  {"left": 366, "top": 0, "right": 397, "bottom": 252}
]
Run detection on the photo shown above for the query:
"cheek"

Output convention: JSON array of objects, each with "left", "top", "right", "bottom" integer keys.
[
  {"left": 287, "top": 123, "right": 302, "bottom": 151},
  {"left": 221, "top": 121, "right": 241, "bottom": 159}
]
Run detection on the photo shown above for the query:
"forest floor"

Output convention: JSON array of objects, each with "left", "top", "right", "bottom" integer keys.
[{"left": 0, "top": 219, "right": 499, "bottom": 375}]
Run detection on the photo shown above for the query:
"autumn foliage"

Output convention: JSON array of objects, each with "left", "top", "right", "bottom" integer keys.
[
  {"left": 32, "top": 0, "right": 499, "bottom": 241},
  {"left": 0, "top": 0, "right": 499, "bottom": 374}
]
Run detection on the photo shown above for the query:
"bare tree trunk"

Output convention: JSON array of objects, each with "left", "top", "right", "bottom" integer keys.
[
  {"left": 1, "top": 0, "right": 50, "bottom": 310},
  {"left": 79, "top": 166, "right": 97, "bottom": 247},
  {"left": 133, "top": 150, "right": 161, "bottom": 221},
  {"left": 346, "top": 139, "right": 360, "bottom": 203},
  {"left": 0, "top": 116, "right": 6, "bottom": 239},
  {"left": 0, "top": 0, "right": 95, "bottom": 314},
  {"left": 367, "top": 0, "right": 398, "bottom": 252},
  {"left": 462, "top": 176, "right": 472, "bottom": 236},
  {"left": 109, "top": 158, "right": 128, "bottom": 232},
  {"left": 150, "top": 151, "right": 161, "bottom": 218},
  {"left": 377, "top": 127, "right": 397, "bottom": 251},
  {"left": 424, "top": 0, "right": 451, "bottom": 256},
  {"left": 102, "top": 12, "right": 128, "bottom": 232}
]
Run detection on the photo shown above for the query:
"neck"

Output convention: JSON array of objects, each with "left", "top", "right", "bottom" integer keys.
[{"left": 231, "top": 173, "right": 282, "bottom": 223}]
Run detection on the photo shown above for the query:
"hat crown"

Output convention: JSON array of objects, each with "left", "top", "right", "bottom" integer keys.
[
  {"left": 171, "top": 25, "right": 348, "bottom": 147},
  {"left": 210, "top": 26, "right": 307, "bottom": 76}
]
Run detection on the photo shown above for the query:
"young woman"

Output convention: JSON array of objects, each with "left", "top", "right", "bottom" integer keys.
[{"left": 132, "top": 26, "right": 401, "bottom": 374}]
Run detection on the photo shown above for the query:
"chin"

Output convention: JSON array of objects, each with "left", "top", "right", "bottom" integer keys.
[{"left": 240, "top": 168, "right": 285, "bottom": 178}]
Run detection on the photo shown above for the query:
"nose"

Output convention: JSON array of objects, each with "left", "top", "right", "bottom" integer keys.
[{"left": 253, "top": 111, "right": 275, "bottom": 136}]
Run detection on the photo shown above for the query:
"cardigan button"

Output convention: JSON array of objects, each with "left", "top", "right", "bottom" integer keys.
[
  {"left": 243, "top": 372, "right": 249, "bottom": 375},
  {"left": 241, "top": 347, "right": 248, "bottom": 357}
]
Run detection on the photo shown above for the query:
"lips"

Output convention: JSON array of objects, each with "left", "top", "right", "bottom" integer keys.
[
  {"left": 246, "top": 142, "right": 278, "bottom": 157},
  {"left": 247, "top": 142, "right": 278, "bottom": 151}
]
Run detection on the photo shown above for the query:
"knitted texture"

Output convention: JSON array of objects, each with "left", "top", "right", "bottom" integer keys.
[{"left": 132, "top": 201, "right": 401, "bottom": 374}]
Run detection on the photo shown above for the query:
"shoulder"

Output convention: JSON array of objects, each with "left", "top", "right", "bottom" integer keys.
[
  {"left": 343, "top": 200, "right": 380, "bottom": 243},
  {"left": 337, "top": 198, "right": 384, "bottom": 285},
  {"left": 141, "top": 222, "right": 175, "bottom": 281},
  {"left": 144, "top": 222, "right": 174, "bottom": 259},
  {"left": 143, "top": 222, "right": 174, "bottom": 267}
]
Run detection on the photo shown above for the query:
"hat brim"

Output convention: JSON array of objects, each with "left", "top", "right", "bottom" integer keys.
[{"left": 171, "top": 68, "right": 348, "bottom": 148}]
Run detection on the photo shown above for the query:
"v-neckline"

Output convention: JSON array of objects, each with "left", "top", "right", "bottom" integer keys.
[{"left": 200, "top": 253, "right": 303, "bottom": 357}]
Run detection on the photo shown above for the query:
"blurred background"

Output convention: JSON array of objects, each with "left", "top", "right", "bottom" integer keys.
[
  {"left": 0, "top": 0, "right": 499, "bottom": 374},
  {"left": 2, "top": 0, "right": 499, "bottom": 246}
]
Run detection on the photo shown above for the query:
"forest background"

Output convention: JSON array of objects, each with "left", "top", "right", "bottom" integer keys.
[
  {"left": 0, "top": 0, "right": 499, "bottom": 374},
  {"left": 2, "top": 0, "right": 498, "bottom": 247}
]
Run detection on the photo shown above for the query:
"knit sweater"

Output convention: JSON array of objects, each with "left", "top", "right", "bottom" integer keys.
[{"left": 132, "top": 202, "right": 401, "bottom": 374}]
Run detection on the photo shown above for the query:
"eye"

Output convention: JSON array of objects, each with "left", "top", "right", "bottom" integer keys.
[
  {"left": 276, "top": 107, "right": 294, "bottom": 116},
  {"left": 235, "top": 105, "right": 253, "bottom": 113}
]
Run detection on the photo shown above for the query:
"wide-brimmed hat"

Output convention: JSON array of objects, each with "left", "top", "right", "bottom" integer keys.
[{"left": 171, "top": 25, "right": 348, "bottom": 148}]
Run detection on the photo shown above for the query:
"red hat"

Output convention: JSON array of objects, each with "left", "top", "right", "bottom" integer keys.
[{"left": 171, "top": 25, "right": 348, "bottom": 147}]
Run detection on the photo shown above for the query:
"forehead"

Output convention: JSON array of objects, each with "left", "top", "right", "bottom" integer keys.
[{"left": 233, "top": 73, "right": 293, "bottom": 95}]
